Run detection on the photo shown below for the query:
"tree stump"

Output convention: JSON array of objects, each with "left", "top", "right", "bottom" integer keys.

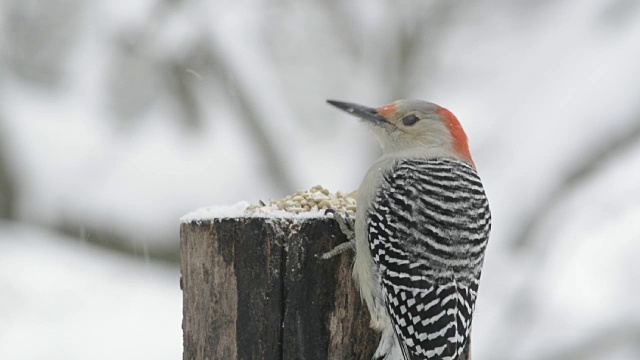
[{"left": 180, "top": 211, "right": 379, "bottom": 360}]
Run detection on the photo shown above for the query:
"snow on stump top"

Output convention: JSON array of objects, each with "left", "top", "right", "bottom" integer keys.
[
  {"left": 180, "top": 185, "right": 358, "bottom": 223},
  {"left": 179, "top": 186, "right": 376, "bottom": 360}
]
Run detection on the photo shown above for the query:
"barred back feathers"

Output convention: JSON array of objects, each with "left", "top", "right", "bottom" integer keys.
[{"left": 367, "top": 158, "right": 491, "bottom": 359}]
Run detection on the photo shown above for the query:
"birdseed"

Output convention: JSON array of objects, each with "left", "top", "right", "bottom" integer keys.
[{"left": 248, "top": 185, "right": 358, "bottom": 215}]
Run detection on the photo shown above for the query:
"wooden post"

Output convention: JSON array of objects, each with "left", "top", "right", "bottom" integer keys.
[{"left": 180, "top": 215, "right": 379, "bottom": 360}]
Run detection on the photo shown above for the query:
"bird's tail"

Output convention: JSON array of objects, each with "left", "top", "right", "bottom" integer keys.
[{"left": 372, "top": 328, "right": 472, "bottom": 360}]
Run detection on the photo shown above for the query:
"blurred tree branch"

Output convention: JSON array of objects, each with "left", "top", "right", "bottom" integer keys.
[
  {"left": 57, "top": 219, "right": 179, "bottom": 265},
  {"left": 511, "top": 117, "right": 640, "bottom": 252},
  {"left": 165, "top": 59, "right": 203, "bottom": 130},
  {"left": 204, "top": 39, "right": 296, "bottom": 194},
  {"left": 0, "top": 116, "right": 17, "bottom": 220},
  {"left": 318, "top": 1, "right": 456, "bottom": 101},
  {"left": 495, "top": 116, "right": 640, "bottom": 359},
  {"left": 0, "top": 46, "right": 16, "bottom": 219},
  {"left": 3, "top": 0, "right": 82, "bottom": 87},
  {"left": 109, "top": 0, "right": 297, "bottom": 193},
  {"left": 386, "top": 2, "right": 456, "bottom": 99}
]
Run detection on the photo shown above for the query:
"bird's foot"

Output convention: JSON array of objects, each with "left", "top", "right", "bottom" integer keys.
[
  {"left": 317, "top": 240, "right": 355, "bottom": 260},
  {"left": 326, "top": 208, "right": 355, "bottom": 241},
  {"left": 317, "top": 208, "right": 356, "bottom": 260}
]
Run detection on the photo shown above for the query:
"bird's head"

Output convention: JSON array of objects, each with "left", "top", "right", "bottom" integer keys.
[{"left": 327, "top": 99, "right": 474, "bottom": 166}]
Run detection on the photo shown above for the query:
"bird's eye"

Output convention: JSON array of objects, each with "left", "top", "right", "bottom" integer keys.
[{"left": 402, "top": 114, "right": 420, "bottom": 126}]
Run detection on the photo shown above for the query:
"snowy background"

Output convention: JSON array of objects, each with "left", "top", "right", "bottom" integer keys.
[{"left": 1, "top": 0, "right": 640, "bottom": 359}]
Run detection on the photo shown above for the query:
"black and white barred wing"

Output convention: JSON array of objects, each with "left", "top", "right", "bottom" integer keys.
[{"left": 367, "top": 158, "right": 491, "bottom": 360}]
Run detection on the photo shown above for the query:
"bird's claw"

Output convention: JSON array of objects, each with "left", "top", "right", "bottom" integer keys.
[
  {"left": 324, "top": 208, "right": 355, "bottom": 240},
  {"left": 317, "top": 240, "right": 355, "bottom": 260},
  {"left": 317, "top": 208, "right": 356, "bottom": 260}
]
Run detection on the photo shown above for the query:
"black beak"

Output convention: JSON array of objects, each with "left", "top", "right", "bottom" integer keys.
[{"left": 326, "top": 100, "right": 388, "bottom": 126}]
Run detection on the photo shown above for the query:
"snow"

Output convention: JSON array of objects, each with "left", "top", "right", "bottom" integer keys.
[
  {"left": 180, "top": 201, "right": 334, "bottom": 223},
  {"left": 2, "top": 0, "right": 640, "bottom": 358},
  {"left": 180, "top": 201, "right": 250, "bottom": 222},
  {"left": 0, "top": 222, "right": 181, "bottom": 360}
]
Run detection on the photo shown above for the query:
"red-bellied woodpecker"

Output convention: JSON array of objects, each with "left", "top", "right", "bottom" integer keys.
[{"left": 326, "top": 99, "right": 491, "bottom": 360}]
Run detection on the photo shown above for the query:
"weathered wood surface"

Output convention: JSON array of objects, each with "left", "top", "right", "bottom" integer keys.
[{"left": 180, "top": 217, "right": 378, "bottom": 360}]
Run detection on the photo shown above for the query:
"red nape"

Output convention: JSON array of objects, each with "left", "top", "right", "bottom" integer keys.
[{"left": 438, "top": 107, "right": 475, "bottom": 167}]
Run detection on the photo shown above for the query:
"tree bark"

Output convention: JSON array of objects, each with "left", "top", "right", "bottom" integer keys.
[{"left": 180, "top": 216, "right": 378, "bottom": 360}]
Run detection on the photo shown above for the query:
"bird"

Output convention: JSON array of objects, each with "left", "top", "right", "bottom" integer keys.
[{"left": 326, "top": 99, "right": 491, "bottom": 360}]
